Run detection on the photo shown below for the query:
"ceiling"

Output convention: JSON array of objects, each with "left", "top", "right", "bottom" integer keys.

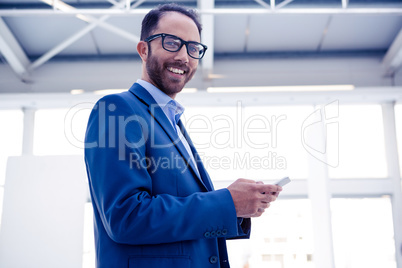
[{"left": 0, "top": 0, "right": 402, "bottom": 94}]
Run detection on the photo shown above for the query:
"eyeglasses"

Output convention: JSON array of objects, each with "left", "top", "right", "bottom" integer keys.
[{"left": 145, "top": 33, "right": 208, "bottom": 60}]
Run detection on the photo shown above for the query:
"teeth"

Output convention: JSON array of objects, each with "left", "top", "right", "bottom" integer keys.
[{"left": 168, "top": 67, "right": 184, "bottom": 75}]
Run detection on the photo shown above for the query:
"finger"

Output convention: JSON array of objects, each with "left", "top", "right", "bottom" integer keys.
[
  {"left": 256, "top": 181, "right": 265, "bottom": 193},
  {"left": 270, "top": 189, "right": 282, "bottom": 196},
  {"left": 251, "top": 211, "right": 263, "bottom": 217},
  {"left": 261, "top": 194, "right": 277, "bottom": 203},
  {"left": 238, "top": 178, "right": 256, "bottom": 184},
  {"left": 258, "top": 184, "right": 282, "bottom": 194},
  {"left": 260, "top": 202, "right": 271, "bottom": 209},
  {"left": 253, "top": 204, "right": 271, "bottom": 217},
  {"left": 259, "top": 201, "right": 269, "bottom": 208}
]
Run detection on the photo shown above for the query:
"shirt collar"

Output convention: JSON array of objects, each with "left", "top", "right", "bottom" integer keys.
[{"left": 137, "top": 79, "right": 185, "bottom": 123}]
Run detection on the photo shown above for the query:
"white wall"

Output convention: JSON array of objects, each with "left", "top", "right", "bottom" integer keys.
[{"left": 0, "top": 155, "right": 89, "bottom": 268}]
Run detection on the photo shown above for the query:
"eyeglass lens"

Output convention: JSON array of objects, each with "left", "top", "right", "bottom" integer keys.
[{"left": 163, "top": 35, "right": 205, "bottom": 59}]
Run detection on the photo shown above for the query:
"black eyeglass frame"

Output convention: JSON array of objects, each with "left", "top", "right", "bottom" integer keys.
[{"left": 145, "top": 33, "right": 208, "bottom": 60}]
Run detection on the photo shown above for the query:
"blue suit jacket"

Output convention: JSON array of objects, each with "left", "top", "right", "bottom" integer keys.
[{"left": 85, "top": 83, "right": 251, "bottom": 268}]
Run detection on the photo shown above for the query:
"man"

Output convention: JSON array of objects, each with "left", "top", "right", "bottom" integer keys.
[{"left": 85, "top": 3, "right": 282, "bottom": 268}]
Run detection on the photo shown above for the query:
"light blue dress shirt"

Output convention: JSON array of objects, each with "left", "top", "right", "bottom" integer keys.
[
  {"left": 136, "top": 79, "right": 184, "bottom": 129},
  {"left": 136, "top": 79, "right": 200, "bottom": 176}
]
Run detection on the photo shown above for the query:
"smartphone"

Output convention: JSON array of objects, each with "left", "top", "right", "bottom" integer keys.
[{"left": 274, "top": 176, "right": 291, "bottom": 187}]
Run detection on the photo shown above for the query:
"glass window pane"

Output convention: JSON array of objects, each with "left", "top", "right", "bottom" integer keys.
[
  {"left": 183, "top": 106, "right": 242, "bottom": 181},
  {"left": 227, "top": 199, "right": 314, "bottom": 268},
  {"left": 331, "top": 197, "right": 396, "bottom": 268},
  {"left": 183, "top": 105, "right": 312, "bottom": 181},
  {"left": 33, "top": 107, "right": 91, "bottom": 156},
  {"left": 328, "top": 105, "right": 387, "bottom": 179},
  {"left": 244, "top": 106, "right": 312, "bottom": 180},
  {"left": 395, "top": 104, "right": 402, "bottom": 178}
]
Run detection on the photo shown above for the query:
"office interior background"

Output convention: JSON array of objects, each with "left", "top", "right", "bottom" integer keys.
[{"left": 0, "top": 0, "right": 402, "bottom": 267}]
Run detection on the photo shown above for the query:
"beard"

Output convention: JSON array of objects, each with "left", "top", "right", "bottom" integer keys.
[{"left": 146, "top": 48, "right": 197, "bottom": 97}]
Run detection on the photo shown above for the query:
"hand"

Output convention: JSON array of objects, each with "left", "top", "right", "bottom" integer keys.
[{"left": 227, "top": 179, "right": 282, "bottom": 218}]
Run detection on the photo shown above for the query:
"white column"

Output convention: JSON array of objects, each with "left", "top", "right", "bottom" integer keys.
[
  {"left": 303, "top": 104, "right": 335, "bottom": 268},
  {"left": 197, "top": 0, "right": 214, "bottom": 85},
  {"left": 382, "top": 102, "right": 402, "bottom": 267},
  {"left": 22, "top": 107, "right": 36, "bottom": 155}
]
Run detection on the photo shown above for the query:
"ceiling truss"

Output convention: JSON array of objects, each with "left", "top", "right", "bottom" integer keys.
[
  {"left": 0, "top": 0, "right": 402, "bottom": 83},
  {"left": 383, "top": 28, "right": 402, "bottom": 77},
  {"left": 29, "top": 0, "right": 143, "bottom": 70},
  {"left": 0, "top": 17, "right": 30, "bottom": 81}
]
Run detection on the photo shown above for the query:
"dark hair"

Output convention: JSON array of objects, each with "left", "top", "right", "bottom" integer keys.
[{"left": 140, "top": 3, "right": 202, "bottom": 41}]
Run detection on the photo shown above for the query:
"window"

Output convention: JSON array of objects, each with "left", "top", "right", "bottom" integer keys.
[
  {"left": 183, "top": 106, "right": 244, "bottom": 181},
  {"left": 227, "top": 199, "right": 314, "bottom": 268},
  {"left": 328, "top": 105, "right": 387, "bottom": 179},
  {"left": 33, "top": 107, "right": 91, "bottom": 155},
  {"left": 331, "top": 197, "right": 396, "bottom": 268},
  {"left": 184, "top": 105, "right": 312, "bottom": 182},
  {"left": 1, "top": 99, "right": 399, "bottom": 268},
  {"left": 244, "top": 106, "right": 312, "bottom": 181}
]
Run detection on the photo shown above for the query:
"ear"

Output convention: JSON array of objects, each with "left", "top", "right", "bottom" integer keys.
[{"left": 137, "top": 41, "right": 148, "bottom": 62}]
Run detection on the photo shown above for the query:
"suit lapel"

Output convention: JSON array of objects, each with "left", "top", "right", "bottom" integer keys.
[
  {"left": 129, "top": 83, "right": 208, "bottom": 190},
  {"left": 148, "top": 105, "right": 203, "bottom": 181},
  {"left": 178, "top": 120, "right": 214, "bottom": 191}
]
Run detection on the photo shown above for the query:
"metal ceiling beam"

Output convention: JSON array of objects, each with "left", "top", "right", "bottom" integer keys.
[
  {"left": 0, "top": 8, "right": 401, "bottom": 16},
  {"left": 276, "top": 0, "right": 293, "bottom": 10},
  {"left": 382, "top": 28, "right": 402, "bottom": 77},
  {"left": 0, "top": 17, "right": 30, "bottom": 81},
  {"left": 254, "top": 0, "right": 270, "bottom": 9},
  {"left": 29, "top": 0, "right": 143, "bottom": 71},
  {"left": 41, "top": 0, "right": 141, "bottom": 42},
  {"left": 251, "top": 0, "right": 295, "bottom": 10},
  {"left": 106, "top": 0, "right": 120, "bottom": 5},
  {"left": 29, "top": 17, "right": 107, "bottom": 71},
  {"left": 198, "top": 0, "right": 214, "bottom": 86}
]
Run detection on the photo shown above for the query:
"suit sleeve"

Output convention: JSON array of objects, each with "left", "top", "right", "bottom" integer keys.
[{"left": 85, "top": 94, "right": 248, "bottom": 245}]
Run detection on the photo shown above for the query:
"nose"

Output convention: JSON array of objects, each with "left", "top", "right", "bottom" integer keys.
[{"left": 174, "top": 44, "right": 189, "bottom": 63}]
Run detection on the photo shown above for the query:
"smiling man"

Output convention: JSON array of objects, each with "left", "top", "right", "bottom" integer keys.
[
  {"left": 139, "top": 13, "right": 201, "bottom": 98},
  {"left": 84, "top": 3, "right": 282, "bottom": 268}
]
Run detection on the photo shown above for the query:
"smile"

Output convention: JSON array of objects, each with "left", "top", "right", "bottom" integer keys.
[{"left": 167, "top": 67, "right": 185, "bottom": 75}]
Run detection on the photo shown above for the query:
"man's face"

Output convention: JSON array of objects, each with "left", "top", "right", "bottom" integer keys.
[{"left": 144, "top": 12, "right": 200, "bottom": 98}]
